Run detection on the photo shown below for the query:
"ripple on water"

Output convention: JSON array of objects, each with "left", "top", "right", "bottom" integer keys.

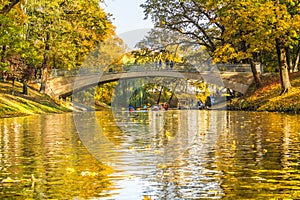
[{"left": 0, "top": 111, "right": 300, "bottom": 199}]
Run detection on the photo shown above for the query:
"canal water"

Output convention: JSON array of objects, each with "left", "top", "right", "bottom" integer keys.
[{"left": 0, "top": 110, "right": 299, "bottom": 199}]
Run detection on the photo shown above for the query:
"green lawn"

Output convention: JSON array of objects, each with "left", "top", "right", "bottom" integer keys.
[{"left": 0, "top": 81, "right": 71, "bottom": 118}]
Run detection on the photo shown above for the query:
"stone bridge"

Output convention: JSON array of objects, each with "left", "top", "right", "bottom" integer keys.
[{"left": 45, "top": 69, "right": 254, "bottom": 98}]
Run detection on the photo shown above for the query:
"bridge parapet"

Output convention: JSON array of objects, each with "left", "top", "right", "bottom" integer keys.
[
  {"left": 216, "top": 64, "right": 251, "bottom": 72},
  {"left": 50, "top": 63, "right": 253, "bottom": 78}
]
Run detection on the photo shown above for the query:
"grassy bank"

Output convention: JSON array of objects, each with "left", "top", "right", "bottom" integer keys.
[
  {"left": 229, "top": 72, "right": 300, "bottom": 113},
  {"left": 0, "top": 81, "right": 72, "bottom": 118}
]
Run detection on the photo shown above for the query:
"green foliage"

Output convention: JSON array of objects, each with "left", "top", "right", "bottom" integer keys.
[
  {"left": 214, "top": 0, "right": 300, "bottom": 63},
  {"left": 25, "top": 0, "right": 115, "bottom": 70},
  {"left": 128, "top": 83, "right": 174, "bottom": 108},
  {"left": 142, "top": 0, "right": 300, "bottom": 93},
  {"left": 95, "top": 82, "right": 117, "bottom": 106},
  {"left": 0, "top": 0, "right": 115, "bottom": 84},
  {"left": 0, "top": 7, "right": 28, "bottom": 60}
]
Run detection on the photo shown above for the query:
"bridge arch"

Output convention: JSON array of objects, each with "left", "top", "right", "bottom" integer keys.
[{"left": 45, "top": 69, "right": 253, "bottom": 99}]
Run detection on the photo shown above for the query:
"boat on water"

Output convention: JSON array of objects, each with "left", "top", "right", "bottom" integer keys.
[
  {"left": 126, "top": 103, "right": 169, "bottom": 112},
  {"left": 151, "top": 104, "right": 167, "bottom": 111}
]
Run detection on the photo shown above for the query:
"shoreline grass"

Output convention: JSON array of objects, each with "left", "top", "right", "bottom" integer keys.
[
  {"left": 0, "top": 81, "right": 72, "bottom": 118},
  {"left": 229, "top": 72, "right": 300, "bottom": 114}
]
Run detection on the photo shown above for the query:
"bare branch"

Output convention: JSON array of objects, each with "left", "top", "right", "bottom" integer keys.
[{"left": 0, "top": 0, "right": 21, "bottom": 15}]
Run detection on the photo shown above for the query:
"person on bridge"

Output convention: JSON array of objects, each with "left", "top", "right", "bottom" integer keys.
[
  {"left": 158, "top": 60, "right": 162, "bottom": 70},
  {"left": 165, "top": 59, "right": 170, "bottom": 70},
  {"left": 170, "top": 61, "right": 174, "bottom": 70}
]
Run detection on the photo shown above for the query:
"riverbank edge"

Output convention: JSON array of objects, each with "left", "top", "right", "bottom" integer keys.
[
  {"left": 227, "top": 72, "right": 300, "bottom": 114},
  {"left": 0, "top": 81, "right": 113, "bottom": 118},
  {"left": 0, "top": 81, "right": 73, "bottom": 118}
]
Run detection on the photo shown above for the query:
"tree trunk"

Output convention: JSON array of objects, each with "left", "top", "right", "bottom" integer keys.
[
  {"left": 1, "top": 45, "right": 6, "bottom": 63},
  {"left": 250, "top": 59, "right": 262, "bottom": 89},
  {"left": 286, "top": 47, "right": 292, "bottom": 72},
  {"left": 157, "top": 86, "right": 164, "bottom": 104},
  {"left": 39, "top": 67, "right": 48, "bottom": 93},
  {"left": 39, "top": 32, "right": 50, "bottom": 93},
  {"left": 0, "top": 0, "right": 21, "bottom": 15},
  {"left": 292, "top": 45, "right": 300, "bottom": 72},
  {"left": 168, "top": 80, "right": 180, "bottom": 106},
  {"left": 22, "top": 80, "right": 28, "bottom": 95},
  {"left": 276, "top": 39, "right": 291, "bottom": 95}
]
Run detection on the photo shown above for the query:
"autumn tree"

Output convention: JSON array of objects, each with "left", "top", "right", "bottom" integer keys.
[
  {"left": 3, "top": 55, "right": 34, "bottom": 94},
  {"left": 83, "top": 36, "right": 126, "bottom": 72},
  {"left": 141, "top": 0, "right": 264, "bottom": 87},
  {"left": 142, "top": 0, "right": 224, "bottom": 53},
  {"left": 142, "top": 0, "right": 300, "bottom": 94},
  {"left": 284, "top": 0, "right": 300, "bottom": 73},
  {"left": 1, "top": 0, "right": 117, "bottom": 101},
  {"left": 79, "top": 36, "right": 126, "bottom": 107},
  {"left": 136, "top": 28, "right": 210, "bottom": 70},
  {"left": 24, "top": 0, "right": 114, "bottom": 93},
  {"left": 216, "top": 0, "right": 300, "bottom": 94},
  {"left": 0, "top": 0, "right": 34, "bottom": 93}
]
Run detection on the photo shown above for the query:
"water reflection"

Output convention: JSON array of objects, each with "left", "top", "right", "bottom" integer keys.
[
  {"left": 86, "top": 110, "right": 226, "bottom": 199},
  {"left": 0, "top": 114, "right": 112, "bottom": 199},
  {"left": 215, "top": 112, "right": 300, "bottom": 199},
  {"left": 0, "top": 111, "right": 300, "bottom": 199}
]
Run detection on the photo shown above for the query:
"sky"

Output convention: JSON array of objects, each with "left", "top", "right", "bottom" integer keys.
[
  {"left": 101, "top": 0, "right": 154, "bottom": 49},
  {"left": 102, "top": 0, "right": 153, "bottom": 34}
]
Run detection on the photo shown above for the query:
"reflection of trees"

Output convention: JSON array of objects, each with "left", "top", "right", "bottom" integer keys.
[
  {"left": 143, "top": 110, "right": 300, "bottom": 199},
  {"left": 96, "top": 110, "right": 124, "bottom": 146},
  {"left": 0, "top": 114, "right": 113, "bottom": 199},
  {"left": 113, "top": 77, "right": 178, "bottom": 108},
  {"left": 1, "top": 111, "right": 300, "bottom": 199},
  {"left": 113, "top": 77, "right": 201, "bottom": 109},
  {"left": 215, "top": 112, "right": 300, "bottom": 199},
  {"left": 148, "top": 111, "right": 225, "bottom": 199}
]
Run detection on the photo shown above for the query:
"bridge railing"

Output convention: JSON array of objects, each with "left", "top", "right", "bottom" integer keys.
[
  {"left": 216, "top": 64, "right": 252, "bottom": 72},
  {"left": 49, "top": 63, "right": 254, "bottom": 77},
  {"left": 113, "top": 63, "right": 254, "bottom": 73},
  {"left": 50, "top": 68, "right": 103, "bottom": 77}
]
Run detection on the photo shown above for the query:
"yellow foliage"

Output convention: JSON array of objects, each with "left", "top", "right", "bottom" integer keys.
[
  {"left": 230, "top": 73, "right": 300, "bottom": 113},
  {"left": 143, "top": 196, "right": 152, "bottom": 200},
  {"left": 213, "top": 44, "right": 239, "bottom": 63}
]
